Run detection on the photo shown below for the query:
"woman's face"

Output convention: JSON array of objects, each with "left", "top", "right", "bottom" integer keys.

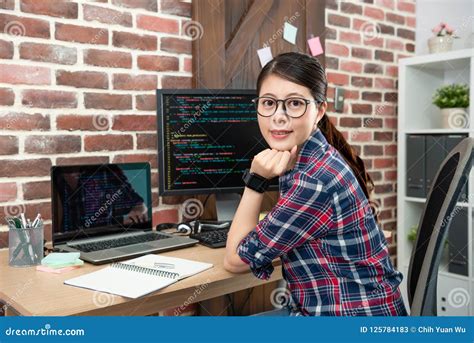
[{"left": 257, "top": 74, "right": 326, "bottom": 152}]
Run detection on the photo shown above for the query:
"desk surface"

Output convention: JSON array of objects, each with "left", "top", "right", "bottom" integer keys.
[{"left": 0, "top": 245, "right": 282, "bottom": 316}]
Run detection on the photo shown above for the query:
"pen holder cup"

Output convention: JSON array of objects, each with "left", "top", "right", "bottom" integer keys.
[{"left": 8, "top": 223, "right": 44, "bottom": 267}]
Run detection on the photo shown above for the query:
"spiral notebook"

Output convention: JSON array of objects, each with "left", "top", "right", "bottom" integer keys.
[{"left": 64, "top": 254, "right": 213, "bottom": 299}]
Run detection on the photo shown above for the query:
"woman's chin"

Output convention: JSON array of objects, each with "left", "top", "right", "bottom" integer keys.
[{"left": 268, "top": 140, "right": 293, "bottom": 151}]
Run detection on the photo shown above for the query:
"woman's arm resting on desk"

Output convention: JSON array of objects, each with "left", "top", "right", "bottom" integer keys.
[
  {"left": 224, "top": 147, "right": 297, "bottom": 274},
  {"left": 224, "top": 186, "right": 264, "bottom": 273}
]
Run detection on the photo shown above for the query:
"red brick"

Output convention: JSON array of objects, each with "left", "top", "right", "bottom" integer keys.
[
  {"left": 0, "top": 14, "right": 50, "bottom": 38},
  {"left": 137, "top": 55, "right": 179, "bottom": 72},
  {"left": 22, "top": 90, "right": 77, "bottom": 108},
  {"left": 375, "top": 78, "right": 395, "bottom": 89},
  {"left": 327, "top": 72, "right": 349, "bottom": 86},
  {"left": 375, "top": 50, "right": 394, "bottom": 62},
  {"left": 374, "top": 158, "right": 395, "bottom": 168},
  {"left": 84, "top": 49, "right": 132, "bottom": 69},
  {"left": 386, "top": 39, "right": 404, "bottom": 51},
  {"left": 113, "top": 153, "right": 157, "bottom": 168},
  {"left": 326, "top": 42, "right": 349, "bottom": 57},
  {"left": 397, "top": 28, "right": 415, "bottom": 40},
  {"left": 25, "top": 135, "right": 81, "bottom": 154},
  {"left": 375, "top": 0, "right": 395, "bottom": 10},
  {"left": 384, "top": 170, "right": 397, "bottom": 181},
  {"left": 407, "top": 16, "right": 416, "bottom": 28},
  {"left": 328, "top": 13, "right": 350, "bottom": 28},
  {"left": 363, "top": 117, "right": 383, "bottom": 128},
  {"left": 20, "top": 0, "right": 78, "bottom": 18},
  {"left": 112, "top": 0, "right": 157, "bottom": 11},
  {"left": 385, "top": 65, "right": 398, "bottom": 77},
  {"left": 113, "top": 31, "right": 157, "bottom": 51},
  {"left": 398, "top": 1, "right": 415, "bottom": 13},
  {"left": 0, "top": 113, "right": 50, "bottom": 130},
  {"left": 112, "top": 115, "right": 157, "bottom": 131},
  {"left": 350, "top": 131, "right": 372, "bottom": 142},
  {"left": 363, "top": 145, "right": 383, "bottom": 156},
  {"left": 0, "top": 64, "right": 50, "bottom": 85},
  {"left": 113, "top": 74, "right": 157, "bottom": 90},
  {"left": 0, "top": 88, "right": 14, "bottom": 106},
  {"left": 0, "top": 39, "right": 13, "bottom": 59},
  {"left": 364, "top": 63, "right": 383, "bottom": 74},
  {"left": 57, "top": 115, "right": 110, "bottom": 131},
  {"left": 136, "top": 94, "right": 156, "bottom": 111},
  {"left": 0, "top": 0, "right": 14, "bottom": 9},
  {"left": 351, "top": 47, "right": 372, "bottom": 60},
  {"left": 0, "top": 136, "right": 18, "bottom": 155},
  {"left": 384, "top": 144, "right": 397, "bottom": 156},
  {"left": 339, "top": 117, "right": 361, "bottom": 128},
  {"left": 362, "top": 92, "right": 382, "bottom": 102},
  {"left": 56, "top": 156, "right": 109, "bottom": 166},
  {"left": 386, "top": 12, "right": 405, "bottom": 25},
  {"left": 340, "top": 1, "right": 362, "bottom": 14},
  {"left": 340, "top": 61, "right": 362, "bottom": 73},
  {"left": 161, "top": 0, "right": 190, "bottom": 17},
  {"left": 161, "top": 76, "right": 192, "bottom": 88},
  {"left": 376, "top": 105, "right": 395, "bottom": 116},
  {"left": 56, "top": 23, "right": 108, "bottom": 45},
  {"left": 0, "top": 159, "right": 52, "bottom": 177},
  {"left": 137, "top": 14, "right": 179, "bottom": 34},
  {"left": 160, "top": 37, "right": 191, "bottom": 54},
  {"left": 84, "top": 93, "right": 132, "bottom": 110},
  {"left": 153, "top": 208, "right": 178, "bottom": 227},
  {"left": 363, "top": 6, "right": 384, "bottom": 20},
  {"left": 0, "top": 182, "right": 17, "bottom": 202},
  {"left": 351, "top": 76, "right": 373, "bottom": 88},
  {"left": 56, "top": 70, "right": 108, "bottom": 89},
  {"left": 374, "top": 131, "right": 394, "bottom": 141},
  {"left": 84, "top": 134, "right": 133, "bottom": 151},
  {"left": 364, "top": 37, "right": 384, "bottom": 48},
  {"left": 25, "top": 201, "right": 52, "bottom": 221},
  {"left": 137, "top": 133, "right": 157, "bottom": 150},
  {"left": 184, "top": 57, "right": 192, "bottom": 73},
  {"left": 23, "top": 181, "right": 51, "bottom": 200},
  {"left": 83, "top": 4, "right": 132, "bottom": 27},
  {"left": 19, "top": 43, "right": 77, "bottom": 65},
  {"left": 352, "top": 103, "right": 373, "bottom": 114},
  {"left": 339, "top": 31, "right": 361, "bottom": 44}
]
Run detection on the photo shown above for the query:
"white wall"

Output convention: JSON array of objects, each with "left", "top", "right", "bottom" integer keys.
[{"left": 415, "top": 0, "right": 474, "bottom": 55}]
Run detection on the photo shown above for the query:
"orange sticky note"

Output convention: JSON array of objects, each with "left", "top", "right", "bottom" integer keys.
[{"left": 308, "top": 36, "right": 323, "bottom": 56}]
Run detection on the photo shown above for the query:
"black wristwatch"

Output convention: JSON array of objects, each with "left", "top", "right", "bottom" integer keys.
[{"left": 242, "top": 169, "right": 269, "bottom": 193}]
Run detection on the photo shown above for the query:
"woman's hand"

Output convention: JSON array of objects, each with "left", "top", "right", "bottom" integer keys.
[{"left": 250, "top": 145, "right": 298, "bottom": 179}]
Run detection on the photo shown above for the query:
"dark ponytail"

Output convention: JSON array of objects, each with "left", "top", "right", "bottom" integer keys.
[{"left": 256, "top": 52, "right": 377, "bottom": 222}]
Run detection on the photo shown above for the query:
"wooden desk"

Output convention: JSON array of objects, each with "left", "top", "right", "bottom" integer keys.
[{"left": 0, "top": 245, "right": 282, "bottom": 316}]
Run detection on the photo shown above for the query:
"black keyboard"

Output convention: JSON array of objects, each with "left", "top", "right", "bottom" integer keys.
[
  {"left": 190, "top": 228, "right": 229, "bottom": 248},
  {"left": 70, "top": 232, "right": 171, "bottom": 253}
]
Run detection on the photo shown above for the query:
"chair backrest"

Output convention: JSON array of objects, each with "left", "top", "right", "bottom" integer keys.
[{"left": 408, "top": 137, "right": 473, "bottom": 316}]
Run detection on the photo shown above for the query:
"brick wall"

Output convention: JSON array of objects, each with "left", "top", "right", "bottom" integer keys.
[
  {"left": 324, "top": 0, "right": 416, "bottom": 257},
  {"left": 0, "top": 0, "right": 192, "bottom": 247}
]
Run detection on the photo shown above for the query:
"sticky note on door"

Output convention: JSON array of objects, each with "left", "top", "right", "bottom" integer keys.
[
  {"left": 257, "top": 46, "right": 273, "bottom": 67},
  {"left": 283, "top": 22, "right": 298, "bottom": 44},
  {"left": 308, "top": 36, "right": 323, "bottom": 56}
]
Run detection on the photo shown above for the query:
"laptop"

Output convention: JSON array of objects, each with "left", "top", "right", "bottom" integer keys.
[{"left": 51, "top": 162, "right": 198, "bottom": 264}]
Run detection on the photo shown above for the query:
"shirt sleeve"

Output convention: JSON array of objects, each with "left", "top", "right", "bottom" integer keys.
[{"left": 237, "top": 172, "right": 333, "bottom": 280}]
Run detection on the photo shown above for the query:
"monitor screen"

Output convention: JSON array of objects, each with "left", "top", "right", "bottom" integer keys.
[
  {"left": 51, "top": 163, "right": 152, "bottom": 244},
  {"left": 157, "top": 89, "right": 278, "bottom": 196}
]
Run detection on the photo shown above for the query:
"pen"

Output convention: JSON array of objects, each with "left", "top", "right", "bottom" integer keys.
[
  {"left": 20, "top": 213, "right": 27, "bottom": 229},
  {"left": 31, "top": 214, "right": 41, "bottom": 228}
]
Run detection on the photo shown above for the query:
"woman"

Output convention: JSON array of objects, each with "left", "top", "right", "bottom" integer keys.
[{"left": 224, "top": 52, "right": 407, "bottom": 316}]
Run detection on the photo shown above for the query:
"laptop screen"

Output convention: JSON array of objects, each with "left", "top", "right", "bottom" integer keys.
[{"left": 51, "top": 163, "right": 152, "bottom": 245}]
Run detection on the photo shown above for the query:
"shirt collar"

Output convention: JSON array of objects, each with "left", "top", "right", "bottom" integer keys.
[{"left": 293, "top": 128, "right": 329, "bottom": 171}]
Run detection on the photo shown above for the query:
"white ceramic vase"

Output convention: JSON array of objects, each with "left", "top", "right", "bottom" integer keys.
[
  {"left": 440, "top": 107, "right": 469, "bottom": 129},
  {"left": 428, "top": 36, "right": 454, "bottom": 53}
]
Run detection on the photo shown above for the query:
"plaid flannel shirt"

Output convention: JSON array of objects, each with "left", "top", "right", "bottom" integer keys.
[{"left": 237, "top": 128, "right": 407, "bottom": 316}]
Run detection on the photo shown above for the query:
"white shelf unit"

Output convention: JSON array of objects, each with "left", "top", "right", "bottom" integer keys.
[{"left": 397, "top": 48, "right": 474, "bottom": 316}]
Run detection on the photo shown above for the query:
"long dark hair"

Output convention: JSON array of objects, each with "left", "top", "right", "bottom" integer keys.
[{"left": 256, "top": 52, "right": 377, "bottom": 221}]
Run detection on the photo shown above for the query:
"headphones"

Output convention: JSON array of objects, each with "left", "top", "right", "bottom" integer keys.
[{"left": 156, "top": 220, "right": 231, "bottom": 235}]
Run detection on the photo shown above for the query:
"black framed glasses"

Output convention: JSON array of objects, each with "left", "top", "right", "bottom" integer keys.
[{"left": 251, "top": 96, "right": 321, "bottom": 118}]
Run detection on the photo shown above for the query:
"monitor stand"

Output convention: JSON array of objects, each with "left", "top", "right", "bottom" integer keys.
[{"left": 215, "top": 193, "right": 241, "bottom": 222}]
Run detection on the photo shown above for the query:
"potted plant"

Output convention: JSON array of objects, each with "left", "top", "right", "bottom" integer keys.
[
  {"left": 428, "top": 22, "right": 458, "bottom": 53},
  {"left": 432, "top": 84, "right": 470, "bottom": 129}
]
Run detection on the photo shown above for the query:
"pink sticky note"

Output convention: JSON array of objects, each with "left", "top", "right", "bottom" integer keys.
[{"left": 308, "top": 36, "right": 323, "bottom": 56}]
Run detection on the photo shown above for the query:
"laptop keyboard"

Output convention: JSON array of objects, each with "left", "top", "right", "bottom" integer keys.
[{"left": 70, "top": 232, "right": 171, "bottom": 253}]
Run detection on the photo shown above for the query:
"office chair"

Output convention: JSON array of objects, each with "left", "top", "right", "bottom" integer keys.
[{"left": 407, "top": 137, "right": 473, "bottom": 316}]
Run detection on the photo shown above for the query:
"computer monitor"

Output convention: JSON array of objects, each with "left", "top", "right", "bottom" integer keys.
[{"left": 156, "top": 89, "right": 279, "bottom": 220}]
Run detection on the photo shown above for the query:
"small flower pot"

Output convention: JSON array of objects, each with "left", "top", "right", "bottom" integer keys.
[
  {"left": 440, "top": 107, "right": 469, "bottom": 129},
  {"left": 428, "top": 36, "right": 454, "bottom": 53}
]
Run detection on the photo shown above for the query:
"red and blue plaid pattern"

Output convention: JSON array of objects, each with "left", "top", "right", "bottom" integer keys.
[{"left": 238, "top": 128, "right": 407, "bottom": 316}]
